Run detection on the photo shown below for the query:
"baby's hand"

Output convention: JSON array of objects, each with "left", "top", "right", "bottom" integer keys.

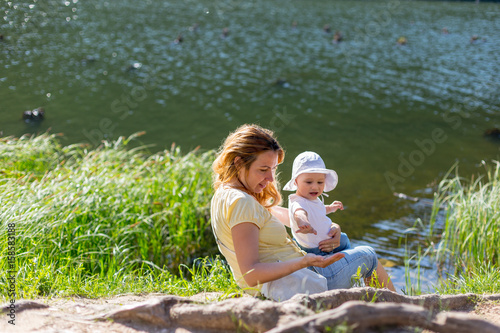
[
  {"left": 295, "top": 222, "right": 317, "bottom": 235},
  {"left": 327, "top": 201, "right": 344, "bottom": 213}
]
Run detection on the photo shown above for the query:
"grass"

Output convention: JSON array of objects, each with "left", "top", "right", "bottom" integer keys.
[
  {"left": 415, "top": 160, "right": 500, "bottom": 295},
  {"left": 0, "top": 132, "right": 241, "bottom": 300},
  {"left": 437, "top": 262, "right": 500, "bottom": 295}
]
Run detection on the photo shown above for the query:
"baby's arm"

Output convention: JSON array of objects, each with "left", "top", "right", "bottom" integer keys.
[
  {"left": 293, "top": 209, "right": 317, "bottom": 235},
  {"left": 326, "top": 201, "right": 344, "bottom": 214}
]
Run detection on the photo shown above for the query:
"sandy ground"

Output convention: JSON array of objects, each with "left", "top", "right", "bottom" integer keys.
[{"left": 1, "top": 293, "right": 499, "bottom": 333}]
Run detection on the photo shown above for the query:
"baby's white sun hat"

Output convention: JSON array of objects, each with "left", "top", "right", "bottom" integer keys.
[{"left": 283, "top": 151, "right": 338, "bottom": 192}]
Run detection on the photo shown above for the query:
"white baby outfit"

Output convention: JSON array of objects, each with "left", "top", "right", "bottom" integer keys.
[{"left": 288, "top": 194, "right": 334, "bottom": 248}]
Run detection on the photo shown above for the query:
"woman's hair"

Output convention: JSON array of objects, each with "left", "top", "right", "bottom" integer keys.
[{"left": 212, "top": 124, "right": 285, "bottom": 209}]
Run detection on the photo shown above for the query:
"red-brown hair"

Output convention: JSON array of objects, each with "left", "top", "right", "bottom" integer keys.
[{"left": 212, "top": 124, "right": 285, "bottom": 209}]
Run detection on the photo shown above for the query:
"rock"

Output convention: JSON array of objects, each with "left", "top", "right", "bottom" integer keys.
[
  {"left": 484, "top": 128, "right": 500, "bottom": 141},
  {"left": 22, "top": 107, "right": 45, "bottom": 122},
  {"left": 0, "top": 300, "right": 49, "bottom": 314},
  {"left": 333, "top": 31, "right": 343, "bottom": 44},
  {"left": 2, "top": 289, "right": 500, "bottom": 332},
  {"left": 397, "top": 36, "right": 407, "bottom": 45},
  {"left": 100, "top": 288, "right": 500, "bottom": 332},
  {"left": 103, "top": 295, "right": 314, "bottom": 332},
  {"left": 127, "top": 62, "right": 143, "bottom": 71}
]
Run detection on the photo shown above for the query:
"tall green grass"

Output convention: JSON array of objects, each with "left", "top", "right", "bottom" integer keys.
[
  {"left": 424, "top": 161, "right": 500, "bottom": 293},
  {"left": 0, "top": 132, "right": 238, "bottom": 299}
]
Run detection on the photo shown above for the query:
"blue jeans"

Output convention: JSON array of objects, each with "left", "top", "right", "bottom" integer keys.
[
  {"left": 310, "top": 245, "right": 379, "bottom": 290},
  {"left": 296, "top": 232, "right": 352, "bottom": 255}
]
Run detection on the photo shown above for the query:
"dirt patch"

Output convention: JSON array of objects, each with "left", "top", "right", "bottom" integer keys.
[{"left": 474, "top": 300, "right": 500, "bottom": 326}]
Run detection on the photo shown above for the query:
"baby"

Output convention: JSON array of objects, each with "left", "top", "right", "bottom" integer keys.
[{"left": 283, "top": 151, "right": 351, "bottom": 255}]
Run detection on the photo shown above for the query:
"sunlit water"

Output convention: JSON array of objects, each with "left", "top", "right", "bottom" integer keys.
[{"left": 1, "top": 0, "right": 499, "bottom": 292}]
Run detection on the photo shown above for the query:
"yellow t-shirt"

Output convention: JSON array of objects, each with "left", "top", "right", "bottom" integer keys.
[{"left": 210, "top": 186, "right": 304, "bottom": 292}]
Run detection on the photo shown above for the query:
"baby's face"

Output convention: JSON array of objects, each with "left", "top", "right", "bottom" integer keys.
[{"left": 295, "top": 173, "right": 326, "bottom": 201}]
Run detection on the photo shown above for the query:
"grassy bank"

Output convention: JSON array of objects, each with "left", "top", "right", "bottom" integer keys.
[
  {"left": 423, "top": 161, "right": 500, "bottom": 294},
  {"left": 0, "top": 132, "right": 239, "bottom": 299},
  {"left": 1, "top": 133, "right": 498, "bottom": 301}
]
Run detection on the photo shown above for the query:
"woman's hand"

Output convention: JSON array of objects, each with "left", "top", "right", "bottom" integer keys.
[
  {"left": 302, "top": 252, "right": 345, "bottom": 268},
  {"left": 318, "top": 223, "right": 341, "bottom": 252}
]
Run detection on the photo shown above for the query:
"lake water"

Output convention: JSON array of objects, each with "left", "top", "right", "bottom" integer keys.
[{"left": 1, "top": 0, "right": 499, "bottom": 291}]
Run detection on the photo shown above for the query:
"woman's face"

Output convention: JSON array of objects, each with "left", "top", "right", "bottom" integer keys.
[{"left": 237, "top": 150, "right": 279, "bottom": 194}]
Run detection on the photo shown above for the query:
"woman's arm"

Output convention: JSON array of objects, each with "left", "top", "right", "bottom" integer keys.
[
  {"left": 270, "top": 206, "right": 291, "bottom": 227},
  {"left": 232, "top": 222, "right": 344, "bottom": 287}
]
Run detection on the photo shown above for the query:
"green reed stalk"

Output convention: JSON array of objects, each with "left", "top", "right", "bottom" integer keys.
[{"left": 403, "top": 241, "right": 422, "bottom": 296}]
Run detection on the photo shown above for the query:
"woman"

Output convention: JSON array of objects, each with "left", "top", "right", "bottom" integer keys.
[{"left": 210, "top": 124, "right": 395, "bottom": 297}]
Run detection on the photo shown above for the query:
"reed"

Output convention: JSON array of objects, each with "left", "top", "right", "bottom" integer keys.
[
  {"left": 425, "top": 161, "right": 500, "bottom": 292},
  {"left": 0, "top": 132, "right": 233, "bottom": 299},
  {"left": 403, "top": 241, "right": 422, "bottom": 296}
]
